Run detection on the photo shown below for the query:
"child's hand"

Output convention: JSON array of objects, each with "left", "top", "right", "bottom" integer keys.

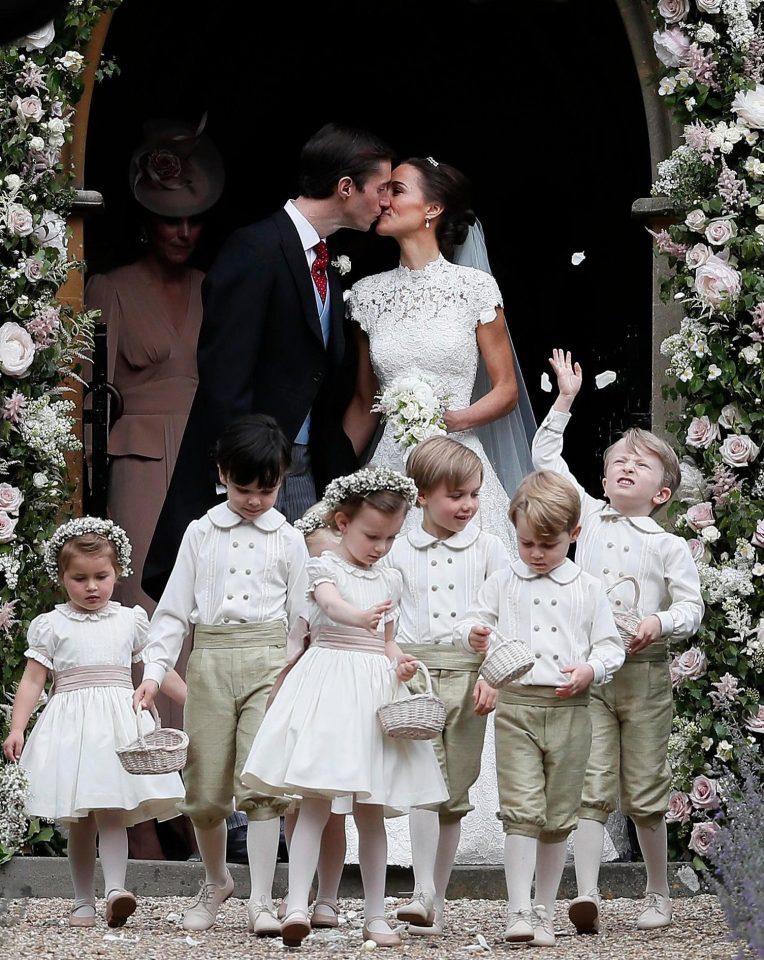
[
  {"left": 360, "top": 600, "right": 393, "bottom": 634},
  {"left": 395, "top": 654, "right": 419, "bottom": 682},
  {"left": 2, "top": 730, "right": 24, "bottom": 761},
  {"left": 549, "top": 348, "right": 582, "bottom": 406},
  {"left": 132, "top": 679, "right": 159, "bottom": 714},
  {"left": 473, "top": 679, "right": 497, "bottom": 716},
  {"left": 629, "top": 614, "right": 662, "bottom": 654},
  {"left": 468, "top": 624, "right": 492, "bottom": 653},
  {"left": 556, "top": 663, "right": 595, "bottom": 698}
]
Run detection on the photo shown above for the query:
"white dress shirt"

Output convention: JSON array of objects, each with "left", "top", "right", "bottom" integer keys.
[
  {"left": 284, "top": 199, "right": 322, "bottom": 269},
  {"left": 382, "top": 521, "right": 510, "bottom": 645},
  {"left": 456, "top": 558, "right": 625, "bottom": 686},
  {"left": 143, "top": 503, "right": 309, "bottom": 687},
  {"left": 532, "top": 408, "right": 704, "bottom": 639}
]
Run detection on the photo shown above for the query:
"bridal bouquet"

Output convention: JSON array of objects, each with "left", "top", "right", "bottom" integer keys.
[{"left": 372, "top": 372, "right": 448, "bottom": 450}]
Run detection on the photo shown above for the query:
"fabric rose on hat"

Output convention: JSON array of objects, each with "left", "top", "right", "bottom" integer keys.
[
  {"left": 665, "top": 791, "right": 693, "bottom": 825},
  {"left": 719, "top": 434, "right": 759, "bottom": 468},
  {"left": 694, "top": 254, "right": 742, "bottom": 307},
  {"left": 685, "top": 502, "right": 715, "bottom": 531},
  {"left": 0, "top": 322, "right": 36, "bottom": 378},
  {"left": 653, "top": 28, "right": 691, "bottom": 67},
  {"left": 689, "top": 821, "right": 719, "bottom": 857},
  {"left": 689, "top": 775, "right": 721, "bottom": 810},
  {"left": 733, "top": 84, "right": 764, "bottom": 129},
  {"left": 686, "top": 416, "right": 719, "bottom": 450}
]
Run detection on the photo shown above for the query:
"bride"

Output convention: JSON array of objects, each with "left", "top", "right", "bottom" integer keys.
[{"left": 342, "top": 157, "right": 534, "bottom": 866}]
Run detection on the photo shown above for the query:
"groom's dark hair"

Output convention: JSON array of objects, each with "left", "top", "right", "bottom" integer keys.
[{"left": 298, "top": 123, "right": 394, "bottom": 199}]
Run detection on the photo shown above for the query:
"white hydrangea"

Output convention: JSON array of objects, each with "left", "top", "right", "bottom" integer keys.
[
  {"left": 0, "top": 762, "right": 30, "bottom": 850},
  {"left": 697, "top": 560, "right": 756, "bottom": 602},
  {"left": 17, "top": 396, "right": 80, "bottom": 468}
]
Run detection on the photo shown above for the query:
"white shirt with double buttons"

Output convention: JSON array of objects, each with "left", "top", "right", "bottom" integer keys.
[
  {"left": 382, "top": 521, "right": 510, "bottom": 645},
  {"left": 143, "top": 503, "right": 308, "bottom": 687},
  {"left": 455, "top": 558, "right": 625, "bottom": 686},
  {"left": 532, "top": 408, "right": 704, "bottom": 639}
]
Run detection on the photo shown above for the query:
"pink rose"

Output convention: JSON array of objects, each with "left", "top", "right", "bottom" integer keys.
[
  {"left": 687, "top": 538, "right": 710, "bottom": 563},
  {"left": 689, "top": 821, "right": 719, "bottom": 857},
  {"left": 751, "top": 519, "right": 764, "bottom": 548},
  {"left": 686, "top": 416, "right": 719, "bottom": 449},
  {"left": 147, "top": 149, "right": 183, "bottom": 181},
  {"left": 653, "top": 27, "right": 691, "bottom": 67},
  {"left": 718, "top": 404, "right": 742, "bottom": 430},
  {"left": 23, "top": 258, "right": 43, "bottom": 283},
  {"left": 657, "top": 0, "right": 689, "bottom": 22},
  {"left": 0, "top": 511, "right": 18, "bottom": 544},
  {"left": 669, "top": 658, "right": 684, "bottom": 688},
  {"left": 685, "top": 502, "right": 715, "bottom": 531},
  {"left": 685, "top": 243, "right": 711, "bottom": 269},
  {"left": 670, "top": 646, "right": 708, "bottom": 683},
  {"left": 7, "top": 203, "right": 34, "bottom": 237},
  {"left": 665, "top": 791, "right": 693, "bottom": 824},
  {"left": 694, "top": 254, "right": 742, "bottom": 307},
  {"left": 689, "top": 775, "right": 721, "bottom": 810},
  {"left": 745, "top": 705, "right": 764, "bottom": 734},
  {"left": 705, "top": 219, "right": 737, "bottom": 246},
  {"left": 0, "top": 483, "right": 23, "bottom": 514},
  {"left": 11, "top": 94, "right": 43, "bottom": 123},
  {"left": 720, "top": 434, "right": 759, "bottom": 467}
]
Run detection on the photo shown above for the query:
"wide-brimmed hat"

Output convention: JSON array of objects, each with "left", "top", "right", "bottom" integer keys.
[{"left": 129, "top": 117, "right": 224, "bottom": 218}]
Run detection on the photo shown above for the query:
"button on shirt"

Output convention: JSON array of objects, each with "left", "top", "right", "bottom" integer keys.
[
  {"left": 532, "top": 408, "right": 704, "bottom": 639},
  {"left": 383, "top": 521, "right": 510, "bottom": 645},
  {"left": 455, "top": 558, "right": 625, "bottom": 686},
  {"left": 143, "top": 503, "right": 309, "bottom": 687}
]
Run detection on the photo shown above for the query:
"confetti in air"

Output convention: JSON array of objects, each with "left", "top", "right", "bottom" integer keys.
[
  {"left": 571, "top": 251, "right": 586, "bottom": 266},
  {"left": 540, "top": 373, "right": 553, "bottom": 393},
  {"left": 595, "top": 370, "right": 617, "bottom": 389}
]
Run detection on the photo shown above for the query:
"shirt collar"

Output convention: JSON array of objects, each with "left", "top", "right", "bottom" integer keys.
[
  {"left": 207, "top": 502, "right": 286, "bottom": 532},
  {"left": 511, "top": 557, "right": 582, "bottom": 584},
  {"left": 407, "top": 519, "right": 482, "bottom": 551},
  {"left": 284, "top": 199, "right": 322, "bottom": 253},
  {"left": 600, "top": 503, "right": 664, "bottom": 534}
]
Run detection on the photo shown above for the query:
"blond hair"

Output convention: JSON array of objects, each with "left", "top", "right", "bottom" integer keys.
[
  {"left": 57, "top": 533, "right": 121, "bottom": 576},
  {"left": 604, "top": 428, "right": 681, "bottom": 496},
  {"left": 406, "top": 436, "right": 483, "bottom": 494},
  {"left": 509, "top": 471, "right": 581, "bottom": 538}
]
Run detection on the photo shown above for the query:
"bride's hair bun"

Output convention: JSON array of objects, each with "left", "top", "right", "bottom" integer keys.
[{"left": 403, "top": 158, "right": 475, "bottom": 260}]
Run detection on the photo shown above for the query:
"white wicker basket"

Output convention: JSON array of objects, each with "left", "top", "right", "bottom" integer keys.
[
  {"left": 606, "top": 576, "right": 642, "bottom": 649},
  {"left": 377, "top": 661, "right": 446, "bottom": 740},
  {"left": 480, "top": 634, "right": 535, "bottom": 689},
  {"left": 116, "top": 706, "right": 188, "bottom": 775}
]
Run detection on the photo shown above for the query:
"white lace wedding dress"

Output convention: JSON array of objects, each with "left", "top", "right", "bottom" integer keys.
[{"left": 344, "top": 255, "right": 517, "bottom": 865}]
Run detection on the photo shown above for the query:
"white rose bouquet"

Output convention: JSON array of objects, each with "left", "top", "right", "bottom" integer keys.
[{"left": 372, "top": 372, "right": 449, "bottom": 450}]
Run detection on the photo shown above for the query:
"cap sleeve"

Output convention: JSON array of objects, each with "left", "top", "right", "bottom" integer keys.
[
  {"left": 131, "top": 605, "right": 150, "bottom": 662},
  {"left": 346, "top": 282, "right": 371, "bottom": 335},
  {"left": 470, "top": 271, "right": 503, "bottom": 327},
  {"left": 382, "top": 567, "right": 403, "bottom": 624},
  {"left": 24, "top": 613, "right": 56, "bottom": 670},
  {"left": 306, "top": 554, "right": 340, "bottom": 597}
]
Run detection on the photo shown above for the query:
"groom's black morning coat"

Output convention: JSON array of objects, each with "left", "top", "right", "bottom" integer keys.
[{"left": 142, "top": 208, "right": 358, "bottom": 599}]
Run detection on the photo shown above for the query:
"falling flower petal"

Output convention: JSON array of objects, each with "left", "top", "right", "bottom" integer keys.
[
  {"left": 571, "top": 251, "right": 586, "bottom": 265},
  {"left": 677, "top": 864, "right": 700, "bottom": 892},
  {"left": 595, "top": 370, "right": 617, "bottom": 390},
  {"left": 540, "top": 373, "right": 553, "bottom": 393}
]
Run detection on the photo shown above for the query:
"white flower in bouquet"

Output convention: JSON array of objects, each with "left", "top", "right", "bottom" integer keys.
[
  {"left": 372, "top": 372, "right": 448, "bottom": 450},
  {"left": 0, "top": 762, "right": 31, "bottom": 850},
  {"left": 732, "top": 84, "right": 764, "bottom": 129},
  {"left": 0, "top": 322, "right": 35, "bottom": 378}
]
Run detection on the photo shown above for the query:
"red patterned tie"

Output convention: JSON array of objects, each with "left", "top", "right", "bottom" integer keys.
[{"left": 311, "top": 240, "right": 329, "bottom": 303}]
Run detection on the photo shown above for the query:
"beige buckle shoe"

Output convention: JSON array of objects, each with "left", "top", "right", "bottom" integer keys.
[
  {"left": 105, "top": 889, "right": 137, "bottom": 928},
  {"left": 182, "top": 872, "right": 234, "bottom": 932},
  {"left": 362, "top": 916, "right": 403, "bottom": 948},
  {"left": 69, "top": 900, "right": 96, "bottom": 928},
  {"left": 407, "top": 907, "right": 444, "bottom": 937},
  {"left": 636, "top": 892, "right": 672, "bottom": 930},
  {"left": 247, "top": 896, "right": 281, "bottom": 936},
  {"left": 395, "top": 884, "right": 435, "bottom": 925},
  {"left": 530, "top": 905, "right": 556, "bottom": 947},
  {"left": 505, "top": 909, "right": 534, "bottom": 942},
  {"left": 281, "top": 909, "right": 311, "bottom": 947},
  {"left": 311, "top": 897, "right": 340, "bottom": 929},
  {"left": 568, "top": 890, "right": 600, "bottom": 934}
]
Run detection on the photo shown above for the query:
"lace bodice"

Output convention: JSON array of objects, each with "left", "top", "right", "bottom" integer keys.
[{"left": 349, "top": 255, "right": 502, "bottom": 409}]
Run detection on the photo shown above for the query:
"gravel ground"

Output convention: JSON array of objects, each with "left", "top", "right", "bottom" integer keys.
[{"left": 0, "top": 895, "right": 742, "bottom": 959}]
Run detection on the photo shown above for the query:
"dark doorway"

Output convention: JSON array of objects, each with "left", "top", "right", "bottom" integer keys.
[{"left": 85, "top": 0, "right": 651, "bottom": 492}]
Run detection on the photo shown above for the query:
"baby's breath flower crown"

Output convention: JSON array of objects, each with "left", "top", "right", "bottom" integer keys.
[
  {"left": 293, "top": 511, "right": 326, "bottom": 537},
  {"left": 43, "top": 517, "right": 133, "bottom": 580},
  {"left": 322, "top": 468, "right": 418, "bottom": 513}
]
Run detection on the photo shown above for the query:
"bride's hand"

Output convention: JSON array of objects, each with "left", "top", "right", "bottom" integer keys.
[{"left": 443, "top": 408, "right": 468, "bottom": 434}]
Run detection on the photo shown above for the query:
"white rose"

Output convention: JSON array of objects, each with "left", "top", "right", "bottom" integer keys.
[
  {"left": 732, "top": 84, "right": 764, "bottom": 129},
  {"left": 32, "top": 472, "right": 49, "bottom": 488},
  {"left": 685, "top": 243, "right": 711, "bottom": 269},
  {"left": 705, "top": 219, "right": 737, "bottom": 246},
  {"left": 0, "top": 321, "right": 36, "bottom": 377},
  {"left": 718, "top": 403, "right": 743, "bottom": 430},
  {"left": 701, "top": 524, "right": 721, "bottom": 542},
  {"left": 653, "top": 28, "right": 691, "bottom": 67},
  {"left": 7, "top": 203, "right": 34, "bottom": 237},
  {"left": 57, "top": 51, "right": 84, "bottom": 74},
  {"left": 696, "top": 0, "right": 722, "bottom": 11},
  {"left": 3, "top": 174, "right": 21, "bottom": 195},
  {"left": 741, "top": 344, "right": 762, "bottom": 365},
  {"left": 695, "top": 23, "right": 717, "bottom": 43},
  {"left": 32, "top": 210, "right": 67, "bottom": 259},
  {"left": 685, "top": 209, "right": 707, "bottom": 232},
  {"left": 751, "top": 519, "right": 764, "bottom": 548},
  {"left": 17, "top": 20, "right": 55, "bottom": 51},
  {"left": 0, "top": 511, "right": 18, "bottom": 544},
  {"left": 694, "top": 254, "right": 742, "bottom": 307},
  {"left": 12, "top": 94, "right": 43, "bottom": 124},
  {"left": 658, "top": 0, "right": 689, "bottom": 22},
  {"left": 720, "top": 434, "right": 759, "bottom": 467},
  {"left": 47, "top": 118, "right": 65, "bottom": 135},
  {"left": 686, "top": 415, "right": 720, "bottom": 449}
]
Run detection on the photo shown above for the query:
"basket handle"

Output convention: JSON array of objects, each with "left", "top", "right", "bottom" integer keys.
[
  {"left": 605, "top": 575, "right": 641, "bottom": 610},
  {"left": 391, "top": 659, "right": 433, "bottom": 699},
  {"left": 134, "top": 703, "right": 161, "bottom": 743}
]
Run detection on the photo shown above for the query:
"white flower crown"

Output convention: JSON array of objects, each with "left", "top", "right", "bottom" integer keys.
[
  {"left": 322, "top": 468, "right": 418, "bottom": 512},
  {"left": 293, "top": 511, "right": 326, "bottom": 537},
  {"left": 43, "top": 516, "right": 133, "bottom": 580}
]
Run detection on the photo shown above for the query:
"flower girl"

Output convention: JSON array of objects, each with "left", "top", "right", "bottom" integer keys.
[
  {"left": 2, "top": 518, "right": 184, "bottom": 928},
  {"left": 242, "top": 468, "right": 448, "bottom": 948}
]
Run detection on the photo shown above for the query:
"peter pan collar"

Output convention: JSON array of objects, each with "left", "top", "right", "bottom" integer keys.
[
  {"left": 207, "top": 502, "right": 286, "bottom": 532},
  {"left": 407, "top": 519, "right": 481, "bottom": 551},
  {"left": 600, "top": 504, "right": 664, "bottom": 534},
  {"left": 511, "top": 558, "right": 582, "bottom": 584},
  {"left": 56, "top": 600, "right": 121, "bottom": 621},
  {"left": 323, "top": 552, "right": 380, "bottom": 579}
]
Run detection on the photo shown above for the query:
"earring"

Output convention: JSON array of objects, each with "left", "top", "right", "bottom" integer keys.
[{"left": 425, "top": 217, "right": 431, "bottom": 229}]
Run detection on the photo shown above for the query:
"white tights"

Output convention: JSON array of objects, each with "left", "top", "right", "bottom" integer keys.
[
  {"left": 194, "top": 817, "right": 282, "bottom": 906},
  {"left": 67, "top": 810, "right": 128, "bottom": 914},
  {"left": 408, "top": 809, "right": 462, "bottom": 913},
  {"left": 283, "top": 809, "right": 347, "bottom": 912}
]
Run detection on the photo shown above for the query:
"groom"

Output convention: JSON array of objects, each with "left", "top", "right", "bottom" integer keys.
[{"left": 143, "top": 123, "right": 394, "bottom": 598}]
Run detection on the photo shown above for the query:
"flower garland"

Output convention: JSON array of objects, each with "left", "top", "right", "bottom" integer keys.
[
  {"left": 43, "top": 516, "right": 132, "bottom": 579},
  {"left": 650, "top": 0, "right": 764, "bottom": 866},
  {"left": 0, "top": 3, "right": 121, "bottom": 714},
  {"left": 322, "top": 468, "right": 419, "bottom": 512}
]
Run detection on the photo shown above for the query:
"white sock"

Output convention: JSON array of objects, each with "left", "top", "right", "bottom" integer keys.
[
  {"left": 573, "top": 818, "right": 604, "bottom": 897},
  {"left": 287, "top": 798, "right": 331, "bottom": 915},
  {"left": 68, "top": 814, "right": 98, "bottom": 913},
  {"left": 504, "top": 835, "right": 536, "bottom": 913},
  {"left": 353, "top": 802, "right": 389, "bottom": 934},
  {"left": 315, "top": 813, "right": 347, "bottom": 914},
  {"left": 94, "top": 810, "right": 128, "bottom": 896},
  {"left": 193, "top": 821, "right": 229, "bottom": 887},
  {"left": 433, "top": 819, "right": 461, "bottom": 914},
  {"left": 408, "top": 808, "right": 438, "bottom": 899},
  {"left": 246, "top": 818, "right": 280, "bottom": 907},
  {"left": 533, "top": 840, "right": 567, "bottom": 917},
  {"left": 635, "top": 821, "right": 670, "bottom": 898}
]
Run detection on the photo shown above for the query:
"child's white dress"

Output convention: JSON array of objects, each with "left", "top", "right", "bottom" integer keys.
[
  {"left": 241, "top": 553, "right": 447, "bottom": 812},
  {"left": 20, "top": 601, "right": 185, "bottom": 826}
]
